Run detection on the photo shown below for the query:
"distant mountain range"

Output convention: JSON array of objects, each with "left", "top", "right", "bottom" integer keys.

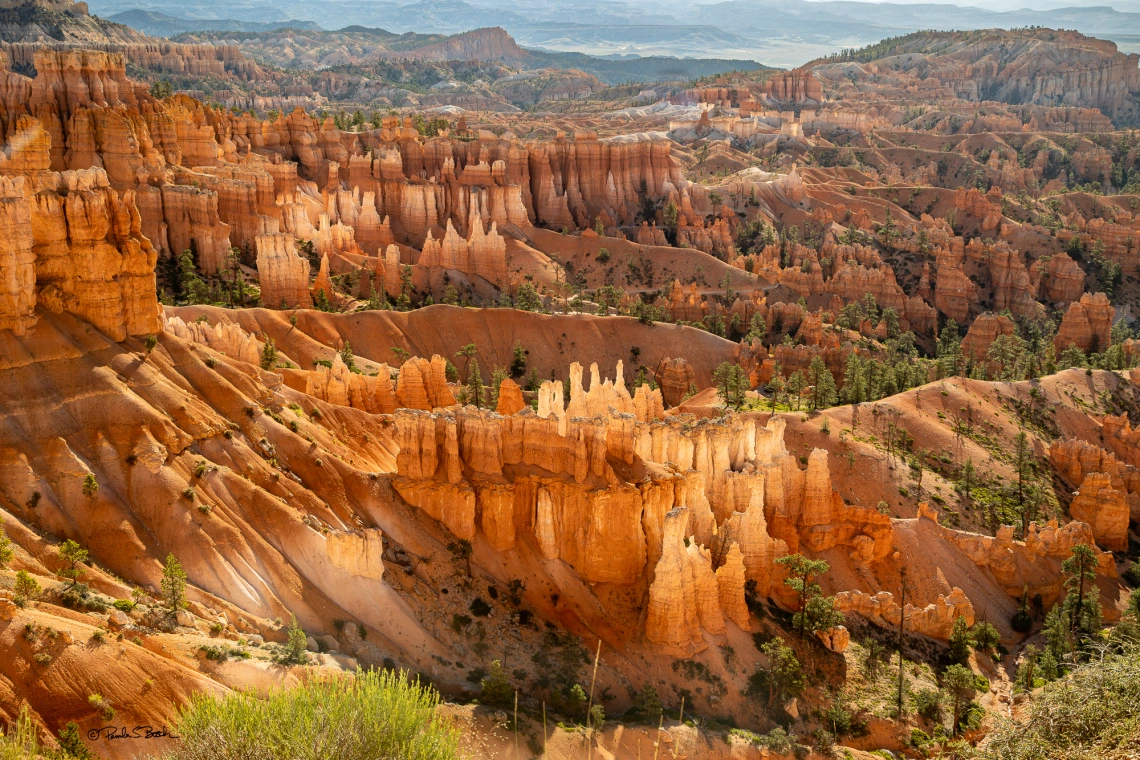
[
  {"left": 88, "top": 0, "right": 1140, "bottom": 67},
  {"left": 107, "top": 9, "right": 320, "bottom": 35}
]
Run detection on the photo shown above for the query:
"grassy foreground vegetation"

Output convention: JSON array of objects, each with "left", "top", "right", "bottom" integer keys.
[
  {"left": 980, "top": 642, "right": 1140, "bottom": 760},
  {"left": 163, "top": 670, "right": 458, "bottom": 760}
]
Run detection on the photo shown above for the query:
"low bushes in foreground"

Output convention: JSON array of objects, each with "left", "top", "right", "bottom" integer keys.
[{"left": 163, "top": 669, "right": 458, "bottom": 760}]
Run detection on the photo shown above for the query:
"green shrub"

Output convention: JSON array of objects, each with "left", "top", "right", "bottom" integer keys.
[
  {"left": 162, "top": 670, "right": 458, "bottom": 760},
  {"left": 913, "top": 688, "right": 943, "bottom": 721},
  {"left": 276, "top": 614, "right": 310, "bottom": 666},
  {"left": 479, "top": 660, "right": 513, "bottom": 707},
  {"left": 1011, "top": 609, "right": 1033, "bottom": 634},
  {"left": 632, "top": 682, "right": 663, "bottom": 717},
  {"left": 14, "top": 570, "right": 39, "bottom": 601},
  {"left": 972, "top": 621, "right": 1001, "bottom": 652},
  {"left": 88, "top": 694, "right": 114, "bottom": 721},
  {"left": 113, "top": 599, "right": 136, "bottom": 612},
  {"left": 0, "top": 705, "right": 47, "bottom": 759}
]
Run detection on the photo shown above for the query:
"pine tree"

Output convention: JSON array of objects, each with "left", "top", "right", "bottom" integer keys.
[
  {"left": 786, "top": 371, "right": 806, "bottom": 410},
  {"left": 752, "top": 636, "right": 803, "bottom": 707},
  {"left": 713, "top": 362, "right": 747, "bottom": 409},
  {"left": 510, "top": 342, "right": 527, "bottom": 378},
  {"left": 1013, "top": 431, "right": 1034, "bottom": 535},
  {"left": 960, "top": 458, "right": 975, "bottom": 511},
  {"left": 338, "top": 341, "right": 356, "bottom": 371},
  {"left": 57, "top": 539, "right": 88, "bottom": 590},
  {"left": 57, "top": 721, "right": 96, "bottom": 759},
  {"left": 259, "top": 336, "right": 278, "bottom": 370},
  {"left": 279, "top": 613, "right": 310, "bottom": 665},
  {"left": 948, "top": 615, "right": 973, "bottom": 664},
  {"left": 455, "top": 343, "right": 477, "bottom": 381},
  {"left": 942, "top": 664, "right": 977, "bottom": 734},
  {"left": 808, "top": 356, "right": 838, "bottom": 410},
  {"left": 161, "top": 553, "right": 187, "bottom": 614},
  {"left": 466, "top": 358, "right": 484, "bottom": 408},
  {"left": 1062, "top": 544, "right": 1100, "bottom": 637},
  {"left": 746, "top": 313, "right": 766, "bottom": 341},
  {"left": 14, "top": 569, "right": 39, "bottom": 600},
  {"left": 775, "top": 554, "right": 836, "bottom": 639},
  {"left": 0, "top": 519, "right": 13, "bottom": 570}
]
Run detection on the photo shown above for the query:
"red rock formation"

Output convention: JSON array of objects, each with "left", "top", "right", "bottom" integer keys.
[
  {"left": 495, "top": 377, "right": 525, "bottom": 415},
  {"left": 1069, "top": 473, "right": 1130, "bottom": 552},
  {"left": 760, "top": 70, "right": 823, "bottom": 105},
  {"left": 164, "top": 312, "right": 262, "bottom": 365},
  {"left": 961, "top": 313, "right": 1016, "bottom": 362},
  {"left": 835, "top": 587, "right": 974, "bottom": 640},
  {"left": 646, "top": 508, "right": 705, "bottom": 657},
  {"left": 0, "top": 176, "right": 37, "bottom": 335},
  {"left": 933, "top": 247, "right": 976, "bottom": 323},
  {"left": 1054, "top": 292, "right": 1114, "bottom": 353},
  {"left": 26, "top": 168, "right": 160, "bottom": 340},
  {"left": 716, "top": 542, "right": 750, "bottom": 631},
  {"left": 654, "top": 357, "right": 696, "bottom": 407},
  {"left": 1033, "top": 252, "right": 1085, "bottom": 305},
  {"left": 255, "top": 234, "right": 311, "bottom": 309}
]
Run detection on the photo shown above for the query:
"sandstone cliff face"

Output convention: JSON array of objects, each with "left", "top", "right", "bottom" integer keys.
[
  {"left": 0, "top": 175, "right": 37, "bottom": 335},
  {"left": 655, "top": 357, "right": 696, "bottom": 407},
  {"left": 0, "top": 168, "right": 160, "bottom": 340},
  {"left": 917, "top": 504, "right": 1116, "bottom": 604},
  {"left": 1049, "top": 437, "right": 1136, "bottom": 552},
  {"left": 495, "top": 377, "right": 525, "bottom": 415},
  {"left": 834, "top": 587, "right": 974, "bottom": 640},
  {"left": 295, "top": 355, "right": 399, "bottom": 415},
  {"left": 961, "top": 313, "right": 1016, "bottom": 362},
  {"left": 164, "top": 312, "right": 262, "bottom": 364},
  {"left": 394, "top": 355, "right": 456, "bottom": 410},
  {"left": 1054, "top": 292, "right": 1114, "bottom": 354},
  {"left": 1069, "top": 472, "right": 1130, "bottom": 552},
  {"left": 255, "top": 234, "right": 311, "bottom": 309},
  {"left": 646, "top": 509, "right": 705, "bottom": 657},
  {"left": 1034, "top": 252, "right": 1084, "bottom": 305},
  {"left": 716, "top": 542, "right": 750, "bottom": 631}
]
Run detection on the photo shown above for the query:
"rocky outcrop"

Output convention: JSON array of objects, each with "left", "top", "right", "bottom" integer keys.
[
  {"left": 300, "top": 355, "right": 398, "bottom": 414},
  {"left": 1049, "top": 437, "right": 1140, "bottom": 537},
  {"left": 933, "top": 247, "right": 976, "bottom": 323},
  {"left": 0, "top": 176, "right": 37, "bottom": 335},
  {"left": 655, "top": 357, "right": 696, "bottom": 407},
  {"left": 961, "top": 313, "right": 1016, "bottom": 362},
  {"left": 918, "top": 504, "right": 1116, "bottom": 604},
  {"left": 0, "top": 168, "right": 161, "bottom": 340},
  {"left": 417, "top": 212, "right": 507, "bottom": 285},
  {"left": 646, "top": 509, "right": 705, "bottom": 657},
  {"left": 812, "top": 28, "right": 1140, "bottom": 122},
  {"left": 716, "top": 542, "right": 750, "bottom": 631},
  {"left": 1034, "top": 252, "right": 1085, "bottom": 305},
  {"left": 1054, "top": 292, "right": 1114, "bottom": 354},
  {"left": 325, "top": 529, "right": 385, "bottom": 580},
  {"left": 760, "top": 70, "right": 824, "bottom": 105},
  {"left": 834, "top": 587, "right": 974, "bottom": 640},
  {"left": 495, "top": 377, "right": 525, "bottom": 415},
  {"left": 255, "top": 234, "right": 311, "bottom": 309},
  {"left": 163, "top": 313, "right": 262, "bottom": 364},
  {"left": 1069, "top": 472, "right": 1130, "bottom": 552},
  {"left": 394, "top": 355, "right": 456, "bottom": 411}
]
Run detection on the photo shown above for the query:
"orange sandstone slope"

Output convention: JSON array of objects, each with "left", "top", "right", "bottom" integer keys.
[
  {"left": 168, "top": 304, "right": 742, "bottom": 388},
  {"left": 0, "top": 299, "right": 1130, "bottom": 757}
]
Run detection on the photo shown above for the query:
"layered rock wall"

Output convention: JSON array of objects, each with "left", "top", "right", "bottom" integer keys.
[{"left": 0, "top": 168, "right": 160, "bottom": 340}]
